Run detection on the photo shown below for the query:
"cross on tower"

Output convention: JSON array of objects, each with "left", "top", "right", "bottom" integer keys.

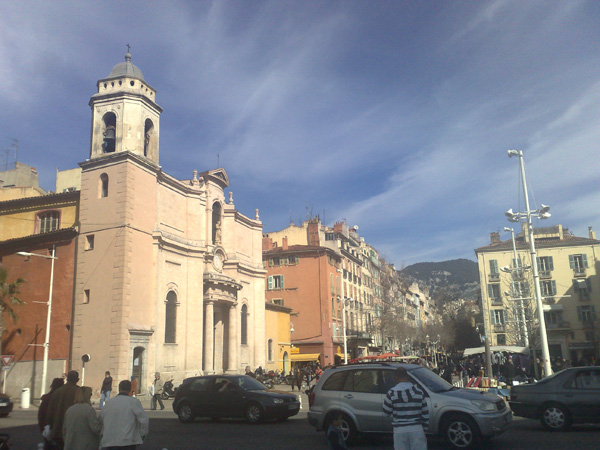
[{"left": 126, "top": 43, "right": 131, "bottom": 53}]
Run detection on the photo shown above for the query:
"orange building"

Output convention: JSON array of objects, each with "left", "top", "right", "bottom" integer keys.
[{"left": 263, "top": 237, "right": 344, "bottom": 367}]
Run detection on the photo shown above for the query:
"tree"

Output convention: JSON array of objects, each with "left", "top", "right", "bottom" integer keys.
[{"left": 0, "top": 266, "right": 25, "bottom": 356}]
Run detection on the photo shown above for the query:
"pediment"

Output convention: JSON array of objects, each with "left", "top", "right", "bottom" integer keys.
[{"left": 198, "top": 168, "right": 229, "bottom": 189}]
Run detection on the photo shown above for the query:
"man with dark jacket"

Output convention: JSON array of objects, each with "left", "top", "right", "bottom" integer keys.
[
  {"left": 383, "top": 367, "right": 429, "bottom": 450},
  {"left": 100, "top": 371, "right": 113, "bottom": 409},
  {"left": 46, "top": 371, "right": 80, "bottom": 450}
]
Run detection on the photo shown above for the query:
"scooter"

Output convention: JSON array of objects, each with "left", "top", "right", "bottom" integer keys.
[{"left": 161, "top": 379, "right": 178, "bottom": 400}]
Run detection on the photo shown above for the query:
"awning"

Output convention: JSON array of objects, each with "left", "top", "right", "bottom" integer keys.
[
  {"left": 335, "top": 353, "right": 346, "bottom": 359},
  {"left": 463, "top": 345, "right": 528, "bottom": 356},
  {"left": 290, "top": 353, "right": 321, "bottom": 362}
]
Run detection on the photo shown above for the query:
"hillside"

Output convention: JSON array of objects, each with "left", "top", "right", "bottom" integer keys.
[{"left": 399, "top": 258, "right": 480, "bottom": 303}]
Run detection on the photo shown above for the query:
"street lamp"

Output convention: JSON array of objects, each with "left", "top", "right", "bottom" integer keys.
[
  {"left": 506, "top": 149, "right": 552, "bottom": 377},
  {"left": 16, "top": 245, "right": 57, "bottom": 396},
  {"left": 342, "top": 297, "right": 349, "bottom": 364}
]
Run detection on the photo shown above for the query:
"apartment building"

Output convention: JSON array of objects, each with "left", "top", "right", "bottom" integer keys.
[{"left": 475, "top": 224, "right": 599, "bottom": 363}]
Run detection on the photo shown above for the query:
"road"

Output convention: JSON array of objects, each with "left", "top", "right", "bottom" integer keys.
[{"left": 1, "top": 402, "right": 599, "bottom": 450}]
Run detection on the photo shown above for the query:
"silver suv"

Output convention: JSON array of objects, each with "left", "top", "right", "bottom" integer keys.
[{"left": 307, "top": 363, "right": 512, "bottom": 449}]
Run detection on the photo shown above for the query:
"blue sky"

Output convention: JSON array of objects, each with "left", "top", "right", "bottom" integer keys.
[{"left": 1, "top": 1, "right": 599, "bottom": 267}]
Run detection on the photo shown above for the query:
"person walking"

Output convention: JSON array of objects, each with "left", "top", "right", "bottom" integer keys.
[
  {"left": 151, "top": 372, "right": 164, "bottom": 410},
  {"left": 63, "top": 386, "right": 101, "bottom": 450},
  {"left": 46, "top": 370, "right": 80, "bottom": 450},
  {"left": 38, "top": 378, "right": 65, "bottom": 450},
  {"left": 383, "top": 367, "right": 429, "bottom": 450},
  {"left": 99, "top": 379, "right": 149, "bottom": 449},
  {"left": 99, "top": 371, "right": 113, "bottom": 410}
]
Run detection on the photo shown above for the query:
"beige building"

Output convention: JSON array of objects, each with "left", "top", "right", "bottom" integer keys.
[
  {"left": 475, "top": 225, "right": 599, "bottom": 363},
  {"left": 71, "top": 52, "right": 266, "bottom": 396}
]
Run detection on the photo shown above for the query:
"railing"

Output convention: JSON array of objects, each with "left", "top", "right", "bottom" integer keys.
[
  {"left": 546, "top": 321, "right": 570, "bottom": 330},
  {"left": 574, "top": 268, "right": 586, "bottom": 277},
  {"left": 539, "top": 270, "right": 552, "bottom": 279},
  {"left": 488, "top": 273, "right": 500, "bottom": 282},
  {"left": 490, "top": 297, "right": 503, "bottom": 305},
  {"left": 493, "top": 324, "right": 506, "bottom": 331}
]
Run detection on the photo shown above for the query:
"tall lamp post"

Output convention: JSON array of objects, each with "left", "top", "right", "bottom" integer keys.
[
  {"left": 505, "top": 149, "right": 552, "bottom": 377},
  {"left": 17, "top": 245, "right": 57, "bottom": 396},
  {"left": 342, "top": 297, "right": 349, "bottom": 364}
]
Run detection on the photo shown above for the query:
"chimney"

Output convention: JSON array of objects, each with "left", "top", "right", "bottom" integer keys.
[
  {"left": 490, "top": 232, "right": 500, "bottom": 245},
  {"left": 590, "top": 226, "right": 597, "bottom": 240},
  {"left": 262, "top": 236, "right": 273, "bottom": 251},
  {"left": 282, "top": 236, "right": 288, "bottom": 250},
  {"left": 307, "top": 221, "right": 320, "bottom": 246}
]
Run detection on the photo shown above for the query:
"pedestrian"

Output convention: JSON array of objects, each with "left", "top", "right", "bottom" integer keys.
[
  {"left": 38, "top": 377, "right": 64, "bottom": 450},
  {"left": 151, "top": 372, "right": 165, "bottom": 410},
  {"left": 63, "top": 386, "right": 101, "bottom": 450},
  {"left": 383, "top": 367, "right": 429, "bottom": 450},
  {"left": 99, "top": 371, "right": 113, "bottom": 410},
  {"left": 326, "top": 412, "right": 348, "bottom": 450},
  {"left": 295, "top": 367, "right": 303, "bottom": 391},
  {"left": 129, "top": 375, "right": 138, "bottom": 397},
  {"left": 99, "top": 379, "right": 149, "bottom": 449},
  {"left": 46, "top": 370, "right": 80, "bottom": 450}
]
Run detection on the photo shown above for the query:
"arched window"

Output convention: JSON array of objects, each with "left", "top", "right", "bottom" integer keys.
[
  {"left": 144, "top": 119, "right": 154, "bottom": 157},
  {"left": 102, "top": 112, "right": 117, "bottom": 153},
  {"left": 267, "top": 339, "right": 273, "bottom": 361},
  {"left": 212, "top": 202, "right": 222, "bottom": 245},
  {"left": 165, "top": 291, "right": 177, "bottom": 343},
  {"left": 99, "top": 173, "right": 109, "bottom": 198},
  {"left": 241, "top": 304, "right": 248, "bottom": 345}
]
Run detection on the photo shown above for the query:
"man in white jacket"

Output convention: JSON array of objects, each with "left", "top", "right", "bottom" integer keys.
[{"left": 99, "top": 379, "right": 149, "bottom": 449}]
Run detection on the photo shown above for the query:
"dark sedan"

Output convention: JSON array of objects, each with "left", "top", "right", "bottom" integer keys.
[
  {"left": 173, "top": 374, "right": 300, "bottom": 423},
  {"left": 0, "top": 393, "right": 13, "bottom": 417},
  {"left": 509, "top": 367, "right": 600, "bottom": 430}
]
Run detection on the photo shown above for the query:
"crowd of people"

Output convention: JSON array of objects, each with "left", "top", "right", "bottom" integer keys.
[{"left": 38, "top": 370, "right": 149, "bottom": 450}]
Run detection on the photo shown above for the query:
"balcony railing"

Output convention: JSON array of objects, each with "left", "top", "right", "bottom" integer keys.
[
  {"left": 493, "top": 324, "right": 506, "bottom": 332},
  {"left": 488, "top": 273, "right": 500, "bottom": 282},
  {"left": 490, "top": 297, "right": 503, "bottom": 305},
  {"left": 539, "top": 270, "right": 552, "bottom": 279},
  {"left": 546, "top": 321, "right": 570, "bottom": 330},
  {"left": 573, "top": 268, "right": 586, "bottom": 277}
]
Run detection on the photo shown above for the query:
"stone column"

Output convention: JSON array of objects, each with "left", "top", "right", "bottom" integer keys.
[
  {"left": 227, "top": 303, "right": 238, "bottom": 373},
  {"left": 204, "top": 301, "right": 214, "bottom": 374}
]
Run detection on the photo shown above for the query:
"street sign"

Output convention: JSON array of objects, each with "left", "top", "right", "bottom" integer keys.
[
  {"left": 1, "top": 355, "right": 13, "bottom": 366},
  {"left": 1, "top": 366, "right": 9, "bottom": 371}
]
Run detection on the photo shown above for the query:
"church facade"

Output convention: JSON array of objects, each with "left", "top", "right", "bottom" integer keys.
[{"left": 72, "top": 53, "right": 266, "bottom": 395}]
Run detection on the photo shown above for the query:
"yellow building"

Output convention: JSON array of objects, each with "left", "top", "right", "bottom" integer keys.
[
  {"left": 475, "top": 224, "right": 599, "bottom": 364},
  {"left": 264, "top": 303, "right": 292, "bottom": 374}
]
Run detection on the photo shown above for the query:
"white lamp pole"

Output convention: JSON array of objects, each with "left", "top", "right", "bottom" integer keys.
[
  {"left": 504, "top": 227, "right": 530, "bottom": 349},
  {"left": 17, "top": 245, "right": 57, "bottom": 396},
  {"left": 342, "top": 297, "right": 348, "bottom": 364},
  {"left": 507, "top": 150, "right": 552, "bottom": 377}
]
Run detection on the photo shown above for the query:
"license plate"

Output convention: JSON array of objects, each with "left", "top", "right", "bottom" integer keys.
[{"left": 289, "top": 404, "right": 298, "bottom": 410}]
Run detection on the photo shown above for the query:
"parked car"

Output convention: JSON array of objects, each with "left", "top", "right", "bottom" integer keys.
[
  {"left": 509, "top": 367, "right": 600, "bottom": 431},
  {"left": 173, "top": 374, "right": 300, "bottom": 423},
  {"left": 307, "top": 363, "right": 511, "bottom": 449},
  {"left": 0, "top": 394, "right": 13, "bottom": 417}
]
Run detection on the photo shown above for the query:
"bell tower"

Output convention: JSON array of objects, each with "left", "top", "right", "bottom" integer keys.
[{"left": 88, "top": 51, "right": 162, "bottom": 164}]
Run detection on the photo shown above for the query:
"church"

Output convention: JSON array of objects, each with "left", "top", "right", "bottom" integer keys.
[{"left": 71, "top": 52, "right": 266, "bottom": 394}]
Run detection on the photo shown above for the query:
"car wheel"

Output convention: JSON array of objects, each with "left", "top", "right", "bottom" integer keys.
[
  {"left": 246, "top": 403, "right": 264, "bottom": 423},
  {"left": 177, "top": 402, "right": 195, "bottom": 423},
  {"left": 442, "top": 413, "right": 481, "bottom": 450},
  {"left": 327, "top": 413, "right": 358, "bottom": 444},
  {"left": 541, "top": 403, "right": 571, "bottom": 431}
]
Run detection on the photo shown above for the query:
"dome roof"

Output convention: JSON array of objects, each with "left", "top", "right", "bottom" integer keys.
[{"left": 106, "top": 52, "right": 145, "bottom": 81}]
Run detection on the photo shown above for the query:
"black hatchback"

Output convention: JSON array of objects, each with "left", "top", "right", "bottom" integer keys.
[{"left": 173, "top": 374, "right": 300, "bottom": 423}]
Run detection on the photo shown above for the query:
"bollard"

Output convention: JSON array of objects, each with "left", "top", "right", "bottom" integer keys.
[{"left": 21, "top": 387, "right": 30, "bottom": 409}]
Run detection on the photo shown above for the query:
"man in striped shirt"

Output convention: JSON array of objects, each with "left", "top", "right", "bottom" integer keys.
[{"left": 383, "top": 367, "right": 429, "bottom": 450}]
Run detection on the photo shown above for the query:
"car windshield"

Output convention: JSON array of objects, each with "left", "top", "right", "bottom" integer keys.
[
  {"left": 532, "top": 369, "right": 565, "bottom": 385},
  {"left": 238, "top": 376, "right": 268, "bottom": 391},
  {"left": 410, "top": 367, "right": 453, "bottom": 393}
]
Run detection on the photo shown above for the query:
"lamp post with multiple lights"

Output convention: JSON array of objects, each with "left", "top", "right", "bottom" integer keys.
[
  {"left": 16, "top": 245, "right": 57, "bottom": 396},
  {"left": 505, "top": 149, "right": 552, "bottom": 377}
]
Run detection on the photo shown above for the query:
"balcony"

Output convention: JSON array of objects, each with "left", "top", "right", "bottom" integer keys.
[
  {"left": 493, "top": 324, "right": 506, "bottom": 332},
  {"left": 546, "top": 321, "right": 570, "bottom": 331},
  {"left": 573, "top": 268, "right": 586, "bottom": 277},
  {"left": 490, "top": 297, "right": 503, "bottom": 306},
  {"left": 539, "top": 270, "right": 552, "bottom": 279},
  {"left": 488, "top": 273, "right": 500, "bottom": 282}
]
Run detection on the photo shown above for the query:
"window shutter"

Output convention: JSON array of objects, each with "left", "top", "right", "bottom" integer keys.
[
  {"left": 489, "top": 260, "right": 498, "bottom": 273},
  {"left": 583, "top": 254, "right": 588, "bottom": 268},
  {"left": 537, "top": 258, "right": 542, "bottom": 271},
  {"left": 549, "top": 256, "right": 554, "bottom": 271},
  {"left": 577, "top": 306, "right": 583, "bottom": 322},
  {"left": 487, "top": 284, "right": 493, "bottom": 298},
  {"left": 268, "top": 276, "right": 273, "bottom": 290},
  {"left": 592, "top": 305, "right": 596, "bottom": 320},
  {"left": 569, "top": 255, "right": 575, "bottom": 269},
  {"left": 280, "top": 276, "right": 284, "bottom": 290},
  {"left": 586, "top": 278, "right": 592, "bottom": 292},
  {"left": 551, "top": 280, "right": 556, "bottom": 296},
  {"left": 502, "top": 310, "right": 507, "bottom": 324},
  {"left": 491, "top": 311, "right": 496, "bottom": 325}
]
